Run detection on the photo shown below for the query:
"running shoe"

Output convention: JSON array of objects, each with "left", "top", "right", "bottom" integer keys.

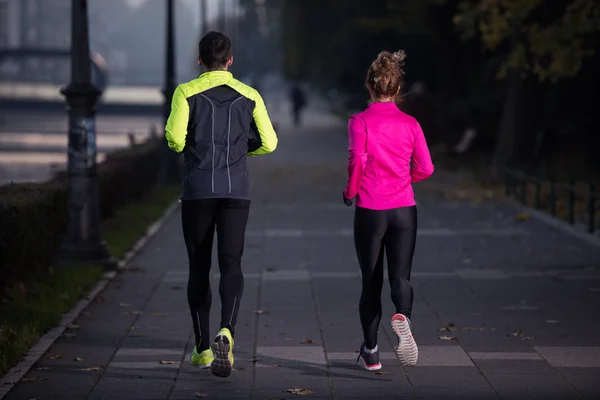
[
  {"left": 356, "top": 342, "right": 382, "bottom": 371},
  {"left": 391, "top": 313, "right": 418, "bottom": 366},
  {"left": 210, "top": 327, "right": 234, "bottom": 377},
  {"left": 190, "top": 345, "right": 213, "bottom": 369}
]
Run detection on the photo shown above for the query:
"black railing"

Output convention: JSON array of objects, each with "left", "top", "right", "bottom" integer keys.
[{"left": 505, "top": 168, "right": 598, "bottom": 234}]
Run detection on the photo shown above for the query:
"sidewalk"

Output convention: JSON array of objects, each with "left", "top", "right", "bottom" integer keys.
[{"left": 4, "top": 110, "right": 600, "bottom": 399}]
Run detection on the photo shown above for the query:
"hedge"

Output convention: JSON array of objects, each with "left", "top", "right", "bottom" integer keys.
[{"left": 0, "top": 138, "right": 164, "bottom": 299}]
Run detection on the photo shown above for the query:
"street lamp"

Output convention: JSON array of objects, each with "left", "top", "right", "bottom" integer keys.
[
  {"left": 59, "top": 0, "right": 113, "bottom": 266},
  {"left": 201, "top": 0, "right": 208, "bottom": 34},
  {"left": 160, "top": 0, "right": 180, "bottom": 184}
]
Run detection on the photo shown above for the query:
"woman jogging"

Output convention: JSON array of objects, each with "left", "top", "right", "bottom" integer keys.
[{"left": 343, "top": 50, "right": 434, "bottom": 371}]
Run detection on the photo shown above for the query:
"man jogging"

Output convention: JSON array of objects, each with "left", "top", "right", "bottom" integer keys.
[{"left": 165, "top": 31, "right": 278, "bottom": 378}]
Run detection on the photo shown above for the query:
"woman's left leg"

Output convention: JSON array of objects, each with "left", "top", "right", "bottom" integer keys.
[{"left": 354, "top": 207, "right": 387, "bottom": 349}]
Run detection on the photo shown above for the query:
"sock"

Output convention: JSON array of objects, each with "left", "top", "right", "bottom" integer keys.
[
  {"left": 364, "top": 344, "right": 378, "bottom": 354},
  {"left": 197, "top": 340, "right": 209, "bottom": 352}
]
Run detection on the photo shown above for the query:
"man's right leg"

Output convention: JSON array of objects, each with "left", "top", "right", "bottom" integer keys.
[{"left": 181, "top": 199, "right": 217, "bottom": 366}]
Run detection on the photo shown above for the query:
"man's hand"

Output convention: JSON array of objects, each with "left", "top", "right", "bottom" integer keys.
[{"left": 343, "top": 193, "right": 353, "bottom": 207}]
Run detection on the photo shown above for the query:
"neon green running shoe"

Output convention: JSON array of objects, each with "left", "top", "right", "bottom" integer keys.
[
  {"left": 210, "top": 327, "right": 234, "bottom": 378},
  {"left": 190, "top": 345, "right": 213, "bottom": 369}
]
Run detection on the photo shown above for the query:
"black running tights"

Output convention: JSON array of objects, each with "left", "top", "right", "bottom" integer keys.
[
  {"left": 181, "top": 198, "right": 250, "bottom": 351},
  {"left": 354, "top": 205, "right": 417, "bottom": 349}
]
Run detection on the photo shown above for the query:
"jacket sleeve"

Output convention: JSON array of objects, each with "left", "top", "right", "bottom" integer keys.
[
  {"left": 343, "top": 116, "right": 367, "bottom": 199},
  {"left": 247, "top": 92, "right": 278, "bottom": 156},
  {"left": 410, "top": 122, "right": 434, "bottom": 183},
  {"left": 165, "top": 85, "right": 189, "bottom": 153}
]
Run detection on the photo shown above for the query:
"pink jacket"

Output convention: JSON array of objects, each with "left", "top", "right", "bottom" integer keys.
[{"left": 343, "top": 102, "right": 434, "bottom": 210}]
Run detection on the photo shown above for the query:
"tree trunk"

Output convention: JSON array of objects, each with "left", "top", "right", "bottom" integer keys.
[{"left": 491, "top": 68, "right": 522, "bottom": 176}]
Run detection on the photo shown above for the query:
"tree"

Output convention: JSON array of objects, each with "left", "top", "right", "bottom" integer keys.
[{"left": 450, "top": 0, "right": 600, "bottom": 172}]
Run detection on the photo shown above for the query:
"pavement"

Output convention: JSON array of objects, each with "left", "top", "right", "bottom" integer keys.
[{"left": 3, "top": 108, "right": 600, "bottom": 399}]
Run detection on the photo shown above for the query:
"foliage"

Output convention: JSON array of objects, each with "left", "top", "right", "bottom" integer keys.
[
  {"left": 451, "top": 0, "right": 600, "bottom": 81},
  {"left": 0, "top": 139, "right": 163, "bottom": 299}
]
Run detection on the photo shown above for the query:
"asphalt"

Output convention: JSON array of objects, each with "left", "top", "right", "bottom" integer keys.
[{"left": 3, "top": 109, "right": 600, "bottom": 399}]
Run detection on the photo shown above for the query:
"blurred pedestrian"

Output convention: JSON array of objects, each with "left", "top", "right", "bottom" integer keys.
[
  {"left": 343, "top": 50, "right": 434, "bottom": 370},
  {"left": 289, "top": 82, "right": 307, "bottom": 126},
  {"left": 165, "top": 31, "right": 278, "bottom": 378}
]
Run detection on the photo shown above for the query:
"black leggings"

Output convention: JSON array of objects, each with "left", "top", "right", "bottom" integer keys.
[
  {"left": 354, "top": 205, "right": 417, "bottom": 349},
  {"left": 181, "top": 198, "right": 250, "bottom": 351}
]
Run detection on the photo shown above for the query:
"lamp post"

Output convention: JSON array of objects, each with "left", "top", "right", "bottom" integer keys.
[
  {"left": 160, "top": 0, "right": 180, "bottom": 184},
  {"left": 201, "top": 0, "right": 208, "bottom": 34},
  {"left": 59, "top": 0, "right": 113, "bottom": 266}
]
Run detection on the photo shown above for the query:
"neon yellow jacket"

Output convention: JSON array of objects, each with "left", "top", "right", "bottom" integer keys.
[{"left": 165, "top": 70, "right": 278, "bottom": 199}]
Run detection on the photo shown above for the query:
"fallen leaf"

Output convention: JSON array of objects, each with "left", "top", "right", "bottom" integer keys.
[
  {"left": 152, "top": 312, "right": 169, "bottom": 316},
  {"left": 21, "top": 377, "right": 46, "bottom": 383},
  {"left": 80, "top": 366, "right": 104, "bottom": 371},
  {"left": 513, "top": 212, "right": 531, "bottom": 222},
  {"left": 253, "top": 309, "right": 267, "bottom": 315},
  {"left": 74, "top": 357, "right": 86, "bottom": 362},
  {"left": 300, "top": 339, "right": 313, "bottom": 344},
  {"left": 63, "top": 333, "right": 76, "bottom": 339},
  {"left": 66, "top": 323, "right": 80, "bottom": 329},
  {"left": 94, "top": 295, "right": 107, "bottom": 303},
  {"left": 438, "top": 323, "right": 495, "bottom": 332},
  {"left": 194, "top": 393, "right": 208, "bottom": 398},
  {"left": 235, "top": 367, "right": 246, "bottom": 371},
  {"left": 119, "top": 302, "right": 131, "bottom": 308},
  {"left": 159, "top": 360, "right": 176, "bottom": 365},
  {"left": 283, "top": 388, "right": 315, "bottom": 395},
  {"left": 508, "top": 329, "right": 535, "bottom": 340},
  {"left": 375, "top": 371, "right": 392, "bottom": 375},
  {"left": 439, "top": 335, "right": 457, "bottom": 341},
  {"left": 123, "top": 311, "right": 143, "bottom": 316},
  {"left": 49, "top": 354, "right": 63, "bottom": 360}
]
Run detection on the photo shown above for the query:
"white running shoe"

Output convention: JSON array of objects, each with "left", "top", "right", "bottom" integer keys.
[{"left": 391, "top": 313, "right": 418, "bottom": 366}]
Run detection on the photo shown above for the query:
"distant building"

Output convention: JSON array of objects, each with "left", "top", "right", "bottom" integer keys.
[{"left": 0, "top": 0, "right": 20, "bottom": 48}]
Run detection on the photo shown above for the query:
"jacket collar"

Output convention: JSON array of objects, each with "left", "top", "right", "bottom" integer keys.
[{"left": 198, "top": 70, "right": 232, "bottom": 79}]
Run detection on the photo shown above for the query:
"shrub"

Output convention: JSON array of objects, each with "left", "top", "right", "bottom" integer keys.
[{"left": 0, "top": 139, "right": 162, "bottom": 299}]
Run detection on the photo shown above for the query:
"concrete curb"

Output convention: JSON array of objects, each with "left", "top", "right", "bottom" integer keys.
[
  {"left": 0, "top": 199, "right": 181, "bottom": 399},
  {"left": 514, "top": 203, "right": 600, "bottom": 249}
]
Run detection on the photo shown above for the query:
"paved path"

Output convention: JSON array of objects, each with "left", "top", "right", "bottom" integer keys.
[{"left": 4, "top": 110, "right": 600, "bottom": 399}]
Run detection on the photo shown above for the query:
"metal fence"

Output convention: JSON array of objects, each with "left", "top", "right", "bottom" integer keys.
[{"left": 505, "top": 168, "right": 598, "bottom": 234}]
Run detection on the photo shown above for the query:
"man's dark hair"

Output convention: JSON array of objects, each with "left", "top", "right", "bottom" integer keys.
[{"left": 199, "top": 31, "right": 232, "bottom": 69}]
